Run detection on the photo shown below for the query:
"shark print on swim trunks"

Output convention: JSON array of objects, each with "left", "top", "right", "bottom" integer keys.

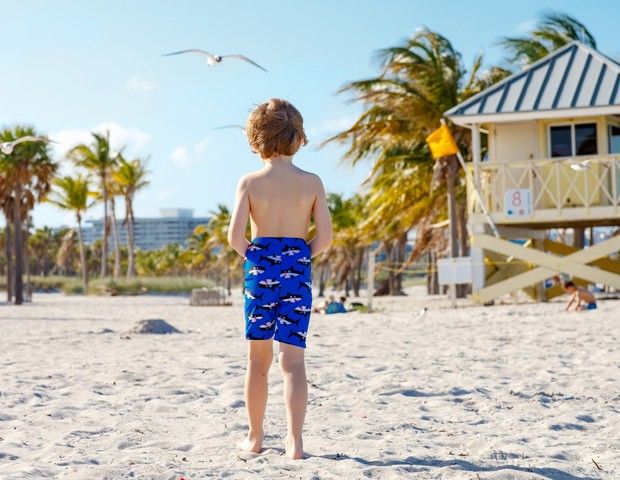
[{"left": 243, "top": 237, "right": 312, "bottom": 348}]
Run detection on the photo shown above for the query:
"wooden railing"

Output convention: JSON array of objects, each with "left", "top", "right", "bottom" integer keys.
[{"left": 467, "top": 154, "right": 620, "bottom": 223}]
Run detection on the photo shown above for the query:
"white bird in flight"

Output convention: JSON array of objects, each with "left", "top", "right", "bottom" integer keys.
[
  {"left": 162, "top": 49, "right": 267, "bottom": 72},
  {"left": 1, "top": 136, "right": 54, "bottom": 155},
  {"left": 213, "top": 124, "right": 246, "bottom": 135},
  {"left": 569, "top": 160, "right": 591, "bottom": 171}
]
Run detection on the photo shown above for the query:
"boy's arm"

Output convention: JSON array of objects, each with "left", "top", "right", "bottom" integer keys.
[
  {"left": 308, "top": 177, "right": 333, "bottom": 258},
  {"left": 227, "top": 176, "right": 251, "bottom": 257},
  {"left": 565, "top": 292, "right": 576, "bottom": 311}
]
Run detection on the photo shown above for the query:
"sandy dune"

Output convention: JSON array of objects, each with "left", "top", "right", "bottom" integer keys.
[{"left": 0, "top": 289, "right": 617, "bottom": 479}]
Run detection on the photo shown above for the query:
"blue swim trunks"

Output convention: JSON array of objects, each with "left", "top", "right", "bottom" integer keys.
[
  {"left": 585, "top": 302, "right": 597, "bottom": 310},
  {"left": 243, "top": 237, "right": 312, "bottom": 348}
]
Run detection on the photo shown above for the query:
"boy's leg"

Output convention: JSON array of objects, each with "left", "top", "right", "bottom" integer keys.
[
  {"left": 241, "top": 339, "right": 273, "bottom": 453},
  {"left": 278, "top": 342, "right": 307, "bottom": 459}
]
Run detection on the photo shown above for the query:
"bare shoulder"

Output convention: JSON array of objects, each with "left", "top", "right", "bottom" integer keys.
[
  {"left": 294, "top": 167, "right": 324, "bottom": 192},
  {"left": 236, "top": 170, "right": 262, "bottom": 189}
]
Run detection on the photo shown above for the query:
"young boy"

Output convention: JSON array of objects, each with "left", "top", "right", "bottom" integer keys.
[
  {"left": 563, "top": 281, "right": 597, "bottom": 311},
  {"left": 227, "top": 98, "right": 333, "bottom": 459}
]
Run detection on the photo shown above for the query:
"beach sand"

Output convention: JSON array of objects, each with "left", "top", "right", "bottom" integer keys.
[{"left": 0, "top": 288, "right": 617, "bottom": 479}]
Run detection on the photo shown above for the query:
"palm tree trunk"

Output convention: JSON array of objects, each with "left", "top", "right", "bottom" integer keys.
[
  {"left": 101, "top": 179, "right": 109, "bottom": 278},
  {"left": 24, "top": 224, "right": 31, "bottom": 301},
  {"left": 225, "top": 254, "right": 231, "bottom": 295},
  {"left": 110, "top": 196, "right": 121, "bottom": 279},
  {"left": 446, "top": 158, "right": 459, "bottom": 260},
  {"left": 126, "top": 194, "right": 136, "bottom": 278},
  {"left": 76, "top": 213, "right": 88, "bottom": 294},
  {"left": 13, "top": 187, "right": 24, "bottom": 305},
  {"left": 457, "top": 200, "right": 469, "bottom": 257},
  {"left": 5, "top": 219, "right": 13, "bottom": 302},
  {"left": 318, "top": 263, "right": 327, "bottom": 297}
]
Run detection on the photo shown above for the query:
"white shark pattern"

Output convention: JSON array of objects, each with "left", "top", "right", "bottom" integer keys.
[
  {"left": 294, "top": 305, "right": 311, "bottom": 314},
  {"left": 261, "top": 254, "right": 282, "bottom": 265},
  {"left": 282, "top": 246, "right": 301, "bottom": 256},
  {"left": 288, "top": 331, "right": 307, "bottom": 342},
  {"left": 260, "top": 302, "right": 278, "bottom": 310},
  {"left": 245, "top": 289, "right": 262, "bottom": 300},
  {"left": 247, "top": 243, "right": 267, "bottom": 251},
  {"left": 258, "top": 279, "right": 280, "bottom": 290},
  {"left": 277, "top": 314, "right": 298, "bottom": 325},
  {"left": 247, "top": 266, "right": 265, "bottom": 276},
  {"left": 259, "top": 320, "right": 275, "bottom": 330},
  {"left": 280, "top": 267, "right": 303, "bottom": 279},
  {"left": 281, "top": 293, "right": 302, "bottom": 303},
  {"left": 297, "top": 256, "right": 311, "bottom": 265},
  {"left": 248, "top": 314, "right": 264, "bottom": 323}
]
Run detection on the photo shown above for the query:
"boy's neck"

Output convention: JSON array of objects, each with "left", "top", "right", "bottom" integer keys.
[{"left": 263, "top": 154, "right": 293, "bottom": 166}]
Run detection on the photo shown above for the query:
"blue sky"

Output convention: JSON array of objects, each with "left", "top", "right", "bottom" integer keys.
[{"left": 2, "top": 0, "right": 619, "bottom": 227}]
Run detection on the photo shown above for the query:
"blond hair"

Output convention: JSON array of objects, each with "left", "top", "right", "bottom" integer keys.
[{"left": 246, "top": 98, "right": 308, "bottom": 159}]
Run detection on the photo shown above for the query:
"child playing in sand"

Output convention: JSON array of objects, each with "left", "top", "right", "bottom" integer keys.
[
  {"left": 227, "top": 98, "right": 333, "bottom": 459},
  {"left": 563, "top": 281, "right": 597, "bottom": 311}
]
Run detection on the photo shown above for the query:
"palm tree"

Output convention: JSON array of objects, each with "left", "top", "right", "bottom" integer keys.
[
  {"left": 68, "top": 131, "right": 117, "bottom": 278},
  {"left": 113, "top": 155, "right": 149, "bottom": 278},
  {"left": 28, "top": 227, "right": 58, "bottom": 276},
  {"left": 48, "top": 175, "right": 94, "bottom": 293},
  {"left": 500, "top": 12, "right": 596, "bottom": 65},
  {"left": 0, "top": 126, "right": 57, "bottom": 304},
  {"left": 202, "top": 204, "right": 242, "bottom": 295},
  {"left": 106, "top": 173, "right": 123, "bottom": 279},
  {"left": 324, "top": 29, "right": 505, "bottom": 294}
]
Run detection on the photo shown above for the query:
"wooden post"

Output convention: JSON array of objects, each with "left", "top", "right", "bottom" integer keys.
[
  {"left": 469, "top": 124, "right": 486, "bottom": 295},
  {"left": 367, "top": 245, "right": 375, "bottom": 312},
  {"left": 446, "top": 156, "right": 459, "bottom": 308}
]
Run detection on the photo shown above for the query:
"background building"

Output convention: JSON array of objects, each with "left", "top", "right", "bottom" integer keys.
[{"left": 82, "top": 208, "right": 209, "bottom": 251}]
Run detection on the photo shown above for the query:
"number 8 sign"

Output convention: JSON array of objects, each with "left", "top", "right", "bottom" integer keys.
[{"left": 504, "top": 188, "right": 532, "bottom": 217}]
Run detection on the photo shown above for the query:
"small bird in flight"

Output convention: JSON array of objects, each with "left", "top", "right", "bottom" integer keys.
[
  {"left": 162, "top": 49, "right": 267, "bottom": 72},
  {"left": 569, "top": 160, "right": 591, "bottom": 171},
  {"left": 212, "top": 124, "right": 246, "bottom": 135},
  {"left": 1, "top": 136, "right": 55, "bottom": 155}
]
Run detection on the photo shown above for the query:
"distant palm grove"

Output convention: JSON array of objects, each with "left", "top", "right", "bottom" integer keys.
[{"left": 0, "top": 12, "right": 603, "bottom": 304}]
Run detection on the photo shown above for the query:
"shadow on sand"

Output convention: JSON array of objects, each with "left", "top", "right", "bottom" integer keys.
[{"left": 318, "top": 454, "right": 599, "bottom": 480}]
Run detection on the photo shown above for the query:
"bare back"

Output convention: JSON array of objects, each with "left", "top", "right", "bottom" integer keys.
[
  {"left": 246, "top": 164, "right": 317, "bottom": 239},
  {"left": 227, "top": 158, "right": 332, "bottom": 258}
]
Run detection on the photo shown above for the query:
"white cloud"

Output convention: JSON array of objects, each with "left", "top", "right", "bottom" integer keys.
[
  {"left": 307, "top": 115, "right": 358, "bottom": 138},
  {"left": 50, "top": 122, "right": 151, "bottom": 158},
  {"left": 516, "top": 18, "right": 537, "bottom": 33},
  {"left": 169, "top": 137, "right": 211, "bottom": 167},
  {"left": 125, "top": 76, "right": 159, "bottom": 92},
  {"left": 49, "top": 122, "right": 151, "bottom": 177}
]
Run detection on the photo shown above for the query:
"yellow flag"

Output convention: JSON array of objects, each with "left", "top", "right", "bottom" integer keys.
[{"left": 425, "top": 124, "right": 459, "bottom": 159}]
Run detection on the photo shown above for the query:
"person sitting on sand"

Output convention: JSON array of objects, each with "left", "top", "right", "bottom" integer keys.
[
  {"left": 313, "top": 295, "right": 332, "bottom": 314},
  {"left": 325, "top": 296, "right": 347, "bottom": 314},
  {"left": 227, "top": 98, "right": 333, "bottom": 460},
  {"left": 563, "top": 281, "right": 597, "bottom": 311}
]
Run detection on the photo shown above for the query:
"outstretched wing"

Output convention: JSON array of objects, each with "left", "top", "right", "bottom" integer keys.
[
  {"left": 212, "top": 124, "right": 245, "bottom": 130},
  {"left": 222, "top": 54, "right": 267, "bottom": 72},
  {"left": 13, "top": 135, "right": 52, "bottom": 146},
  {"left": 162, "top": 49, "right": 213, "bottom": 58}
]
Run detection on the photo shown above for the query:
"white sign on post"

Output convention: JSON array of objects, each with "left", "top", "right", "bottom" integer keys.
[
  {"left": 438, "top": 257, "right": 474, "bottom": 285},
  {"left": 504, "top": 188, "right": 532, "bottom": 218}
]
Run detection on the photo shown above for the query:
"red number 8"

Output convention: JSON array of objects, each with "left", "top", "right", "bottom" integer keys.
[{"left": 512, "top": 191, "right": 521, "bottom": 207}]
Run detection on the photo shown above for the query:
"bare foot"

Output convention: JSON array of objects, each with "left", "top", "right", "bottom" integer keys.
[
  {"left": 238, "top": 431, "right": 263, "bottom": 454},
  {"left": 285, "top": 436, "right": 306, "bottom": 459}
]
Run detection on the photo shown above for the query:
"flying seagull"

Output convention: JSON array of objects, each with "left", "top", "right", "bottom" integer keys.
[
  {"left": 212, "top": 124, "right": 246, "bottom": 135},
  {"left": 162, "top": 49, "right": 267, "bottom": 72},
  {"left": 569, "top": 160, "right": 591, "bottom": 171},
  {"left": 1, "top": 136, "right": 55, "bottom": 155}
]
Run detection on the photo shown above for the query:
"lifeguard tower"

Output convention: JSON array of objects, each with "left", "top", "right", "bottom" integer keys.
[{"left": 445, "top": 41, "right": 620, "bottom": 303}]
